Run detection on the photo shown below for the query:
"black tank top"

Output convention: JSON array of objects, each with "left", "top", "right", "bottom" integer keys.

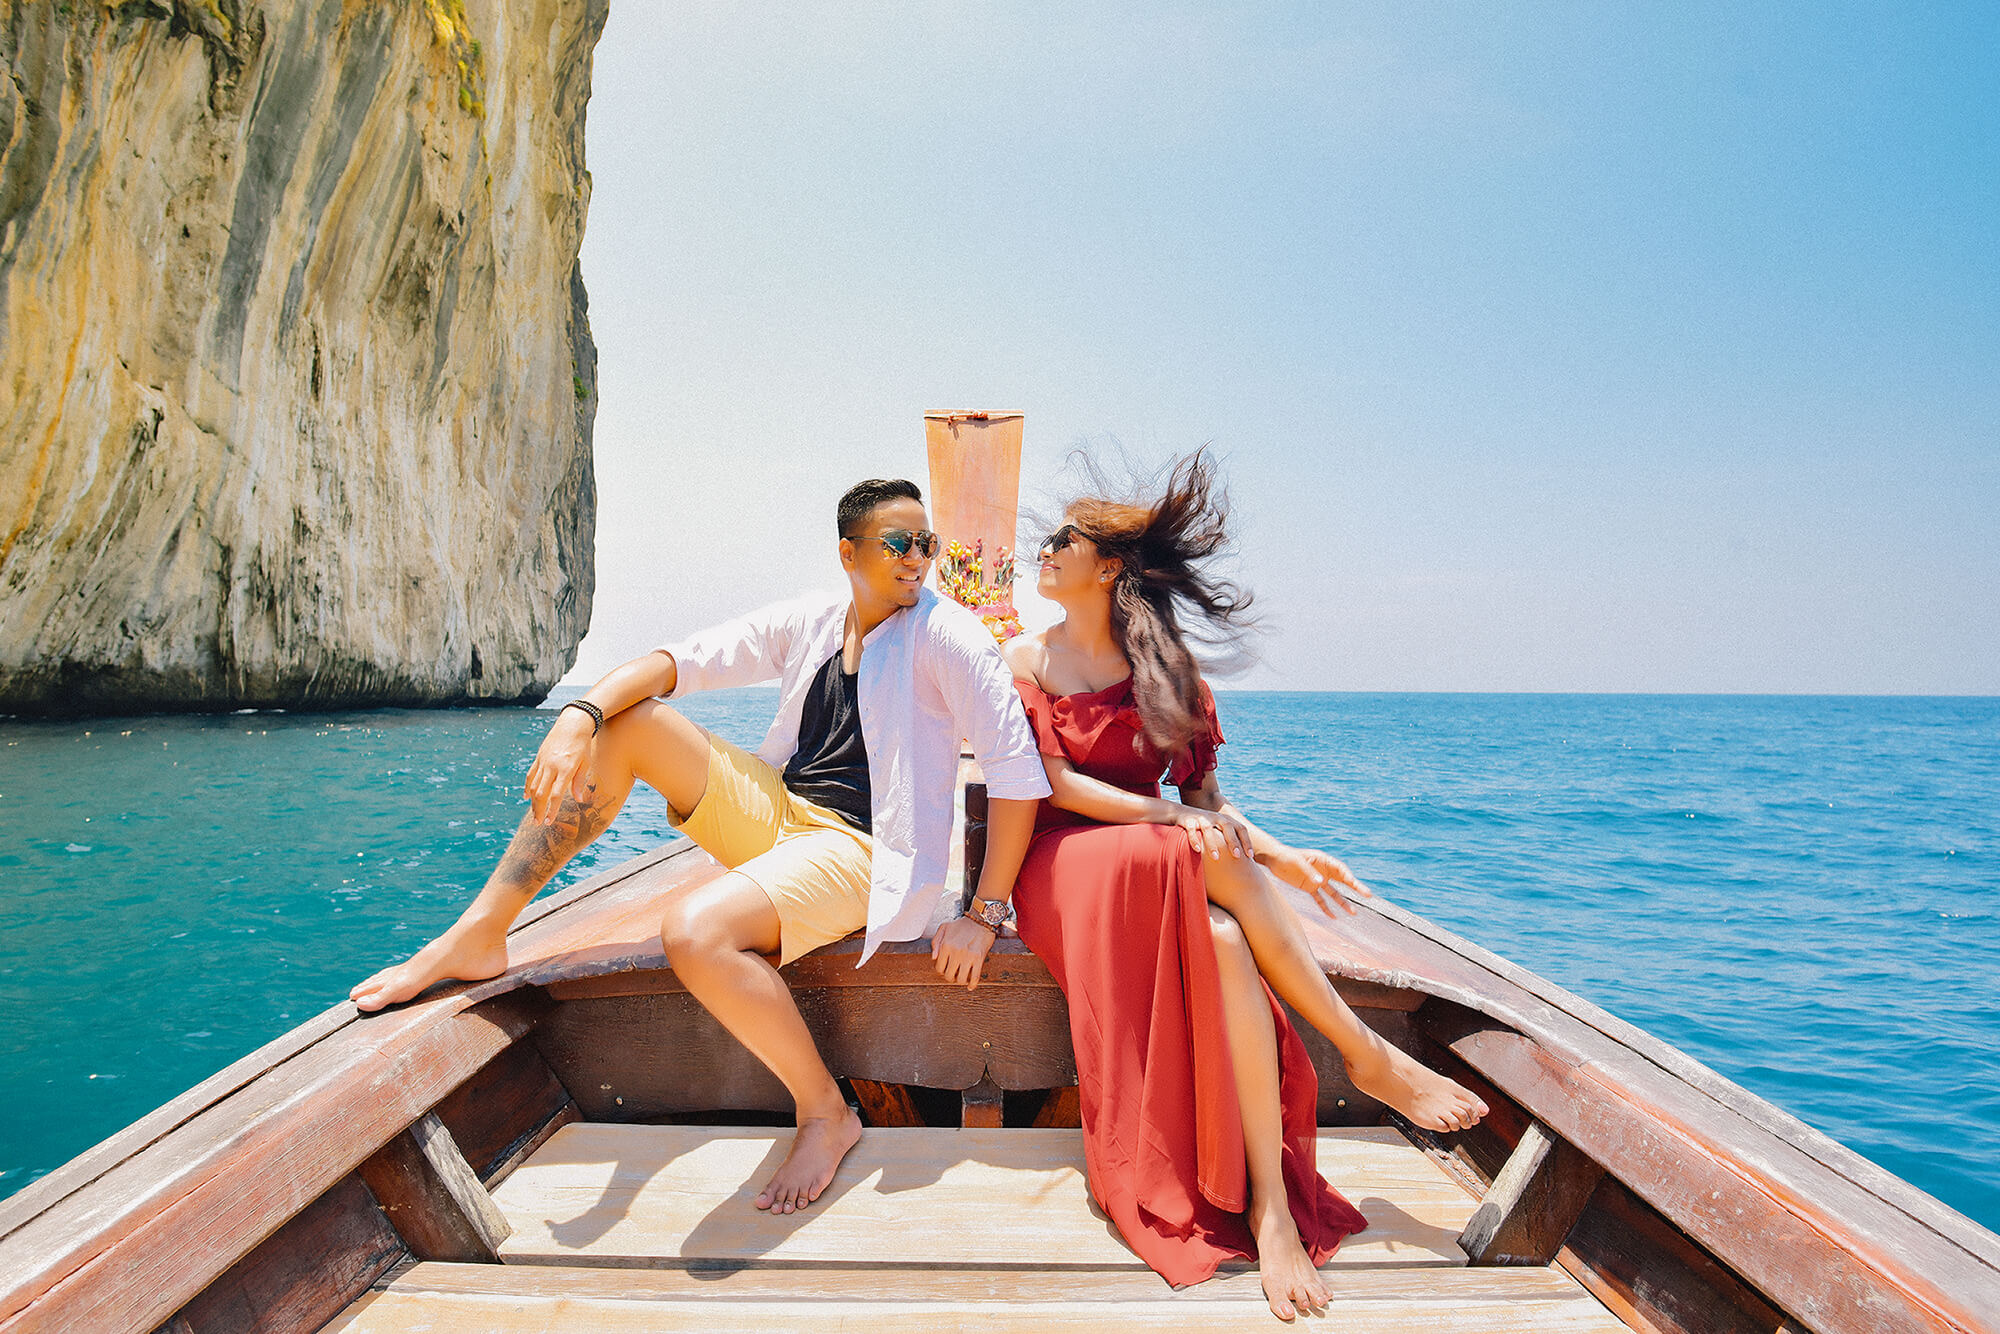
[{"left": 781, "top": 651, "right": 871, "bottom": 832}]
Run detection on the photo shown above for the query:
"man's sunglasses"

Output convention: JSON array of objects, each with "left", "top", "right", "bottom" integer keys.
[
  {"left": 1038, "top": 524, "right": 1085, "bottom": 558},
  {"left": 848, "top": 528, "right": 939, "bottom": 559}
]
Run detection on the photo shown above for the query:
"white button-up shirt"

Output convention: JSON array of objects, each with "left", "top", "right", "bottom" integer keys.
[{"left": 659, "top": 587, "right": 1050, "bottom": 961}]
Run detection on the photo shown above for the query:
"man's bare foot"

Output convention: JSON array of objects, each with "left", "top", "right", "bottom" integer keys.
[
  {"left": 753, "top": 1108, "right": 863, "bottom": 1215},
  {"left": 349, "top": 930, "right": 509, "bottom": 1013},
  {"left": 1249, "top": 1194, "right": 1329, "bottom": 1322},
  {"left": 1345, "top": 1032, "right": 1488, "bottom": 1132}
]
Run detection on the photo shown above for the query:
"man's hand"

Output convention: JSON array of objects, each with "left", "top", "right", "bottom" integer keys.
[
  {"left": 525, "top": 709, "right": 598, "bottom": 824},
  {"left": 932, "top": 915, "right": 998, "bottom": 991},
  {"left": 1264, "top": 845, "right": 1373, "bottom": 918}
]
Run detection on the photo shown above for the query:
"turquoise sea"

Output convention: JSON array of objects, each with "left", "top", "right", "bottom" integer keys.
[{"left": 2, "top": 691, "right": 1995, "bottom": 1231}]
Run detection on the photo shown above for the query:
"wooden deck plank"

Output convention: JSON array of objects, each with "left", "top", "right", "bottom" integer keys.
[
  {"left": 489, "top": 1125, "right": 1477, "bottom": 1270},
  {"left": 356, "top": 1257, "right": 1620, "bottom": 1303},
  {"left": 325, "top": 1261, "right": 1629, "bottom": 1333}
]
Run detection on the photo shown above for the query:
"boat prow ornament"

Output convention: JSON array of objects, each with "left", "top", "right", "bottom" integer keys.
[{"left": 925, "top": 410, "right": 1026, "bottom": 642}]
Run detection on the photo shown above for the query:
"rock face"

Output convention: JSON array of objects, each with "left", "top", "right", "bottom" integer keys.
[{"left": 0, "top": 0, "right": 605, "bottom": 715}]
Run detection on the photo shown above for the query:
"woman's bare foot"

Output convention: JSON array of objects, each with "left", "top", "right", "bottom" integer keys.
[
  {"left": 753, "top": 1107, "right": 863, "bottom": 1214},
  {"left": 1249, "top": 1194, "right": 1329, "bottom": 1322},
  {"left": 1344, "top": 1031, "right": 1488, "bottom": 1132},
  {"left": 349, "top": 929, "right": 510, "bottom": 1012}
]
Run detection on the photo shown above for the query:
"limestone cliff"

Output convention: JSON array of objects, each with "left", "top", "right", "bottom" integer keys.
[{"left": 0, "top": 0, "right": 605, "bottom": 715}]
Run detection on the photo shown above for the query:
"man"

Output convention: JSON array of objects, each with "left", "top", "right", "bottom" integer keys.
[{"left": 349, "top": 479, "right": 1048, "bottom": 1212}]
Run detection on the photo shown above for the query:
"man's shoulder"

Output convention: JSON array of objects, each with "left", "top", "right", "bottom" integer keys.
[
  {"left": 910, "top": 589, "right": 998, "bottom": 650},
  {"left": 744, "top": 590, "right": 847, "bottom": 629},
  {"left": 667, "top": 592, "right": 845, "bottom": 658}
]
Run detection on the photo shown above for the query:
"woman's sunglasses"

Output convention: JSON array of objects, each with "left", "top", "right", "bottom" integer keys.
[
  {"left": 849, "top": 527, "right": 939, "bottom": 559},
  {"left": 1038, "top": 524, "right": 1084, "bottom": 559}
]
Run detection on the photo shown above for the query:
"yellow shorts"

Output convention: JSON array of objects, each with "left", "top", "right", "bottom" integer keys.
[{"left": 675, "top": 732, "right": 873, "bottom": 965}]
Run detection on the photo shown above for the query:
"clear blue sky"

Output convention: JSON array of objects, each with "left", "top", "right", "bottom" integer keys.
[{"left": 562, "top": 3, "right": 1998, "bottom": 693}]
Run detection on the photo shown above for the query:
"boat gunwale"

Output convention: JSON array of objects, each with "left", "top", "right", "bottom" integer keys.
[
  {"left": 1289, "top": 900, "right": 2000, "bottom": 1331},
  {"left": 1305, "top": 894, "right": 2000, "bottom": 1272}
]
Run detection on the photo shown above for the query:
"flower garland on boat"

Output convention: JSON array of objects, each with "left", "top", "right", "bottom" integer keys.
[{"left": 936, "top": 538, "right": 1023, "bottom": 642}]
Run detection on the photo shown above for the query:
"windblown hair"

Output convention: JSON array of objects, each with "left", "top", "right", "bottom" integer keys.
[
  {"left": 1061, "top": 448, "right": 1255, "bottom": 760},
  {"left": 837, "top": 478, "right": 922, "bottom": 536}
]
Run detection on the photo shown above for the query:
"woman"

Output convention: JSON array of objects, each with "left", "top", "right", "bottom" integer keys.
[{"left": 997, "top": 452, "right": 1487, "bottom": 1321}]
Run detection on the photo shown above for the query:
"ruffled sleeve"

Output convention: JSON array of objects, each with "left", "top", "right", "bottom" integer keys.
[
  {"left": 1013, "top": 679, "right": 1071, "bottom": 760},
  {"left": 1166, "top": 680, "right": 1226, "bottom": 788}
]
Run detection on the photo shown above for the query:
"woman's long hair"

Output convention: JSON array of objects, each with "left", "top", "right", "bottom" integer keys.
[{"left": 1061, "top": 448, "right": 1256, "bottom": 760}]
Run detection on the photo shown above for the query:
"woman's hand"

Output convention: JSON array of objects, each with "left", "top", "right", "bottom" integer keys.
[
  {"left": 932, "top": 915, "right": 998, "bottom": 990},
  {"left": 1265, "top": 845, "right": 1373, "bottom": 917},
  {"left": 525, "top": 710, "right": 598, "bottom": 823},
  {"left": 1172, "top": 808, "right": 1254, "bottom": 861}
]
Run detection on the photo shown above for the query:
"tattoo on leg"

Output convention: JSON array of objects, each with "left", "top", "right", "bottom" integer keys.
[{"left": 490, "top": 785, "right": 617, "bottom": 898}]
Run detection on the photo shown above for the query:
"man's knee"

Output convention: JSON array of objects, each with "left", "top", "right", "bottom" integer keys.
[
  {"left": 604, "top": 695, "right": 667, "bottom": 738},
  {"left": 660, "top": 891, "right": 719, "bottom": 960},
  {"left": 606, "top": 698, "right": 711, "bottom": 817},
  {"left": 660, "top": 873, "right": 778, "bottom": 964}
]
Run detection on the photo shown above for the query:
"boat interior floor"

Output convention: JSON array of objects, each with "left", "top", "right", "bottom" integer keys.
[{"left": 325, "top": 1122, "right": 1627, "bottom": 1332}]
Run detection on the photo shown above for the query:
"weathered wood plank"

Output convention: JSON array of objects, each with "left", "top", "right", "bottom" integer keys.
[
  {"left": 0, "top": 992, "right": 545, "bottom": 1334},
  {"left": 1030, "top": 1086, "right": 1081, "bottom": 1129},
  {"left": 480, "top": 1104, "right": 581, "bottom": 1189},
  {"left": 427, "top": 1040, "right": 572, "bottom": 1182},
  {"left": 850, "top": 1080, "right": 925, "bottom": 1128},
  {"left": 1437, "top": 1017, "right": 1999, "bottom": 1333},
  {"left": 1458, "top": 1120, "right": 1604, "bottom": 1266},
  {"left": 327, "top": 1261, "right": 1628, "bottom": 1333},
  {"left": 356, "top": 1114, "right": 510, "bottom": 1264},
  {"left": 1287, "top": 1001, "right": 1407, "bottom": 1125},
  {"left": 542, "top": 941, "right": 1060, "bottom": 1000},
  {"left": 488, "top": 1125, "right": 1477, "bottom": 1270},
  {"left": 169, "top": 1174, "right": 402, "bottom": 1334},
  {"left": 960, "top": 1077, "right": 1004, "bottom": 1128},
  {"left": 536, "top": 992, "right": 791, "bottom": 1117},
  {"left": 352, "top": 1258, "right": 1600, "bottom": 1303},
  {"left": 1558, "top": 1174, "right": 1795, "bottom": 1334},
  {"left": 1405, "top": 1021, "right": 1529, "bottom": 1187},
  {"left": 962, "top": 781, "right": 989, "bottom": 908},
  {"left": 535, "top": 984, "right": 1077, "bottom": 1122},
  {"left": 0, "top": 1008, "right": 357, "bottom": 1245}
]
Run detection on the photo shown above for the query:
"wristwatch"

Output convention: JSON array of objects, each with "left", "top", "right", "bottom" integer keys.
[{"left": 965, "top": 896, "right": 1015, "bottom": 931}]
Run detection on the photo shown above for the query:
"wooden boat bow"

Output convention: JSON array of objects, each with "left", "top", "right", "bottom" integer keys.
[{"left": 2, "top": 815, "right": 1995, "bottom": 1333}]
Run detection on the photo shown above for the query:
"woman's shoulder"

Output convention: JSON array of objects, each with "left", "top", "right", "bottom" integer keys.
[{"left": 1000, "top": 630, "right": 1050, "bottom": 688}]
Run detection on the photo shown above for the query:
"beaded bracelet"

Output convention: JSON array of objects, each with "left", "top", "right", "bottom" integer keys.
[{"left": 560, "top": 699, "right": 606, "bottom": 735}]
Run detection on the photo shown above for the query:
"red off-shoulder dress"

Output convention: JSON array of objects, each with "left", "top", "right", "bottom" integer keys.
[{"left": 1010, "top": 678, "right": 1368, "bottom": 1286}]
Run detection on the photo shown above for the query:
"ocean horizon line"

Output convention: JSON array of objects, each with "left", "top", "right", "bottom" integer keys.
[
  {"left": 5, "top": 687, "right": 1996, "bottom": 725},
  {"left": 546, "top": 684, "right": 2000, "bottom": 703}
]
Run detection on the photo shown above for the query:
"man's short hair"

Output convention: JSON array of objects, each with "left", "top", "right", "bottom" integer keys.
[{"left": 838, "top": 478, "right": 923, "bottom": 536}]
